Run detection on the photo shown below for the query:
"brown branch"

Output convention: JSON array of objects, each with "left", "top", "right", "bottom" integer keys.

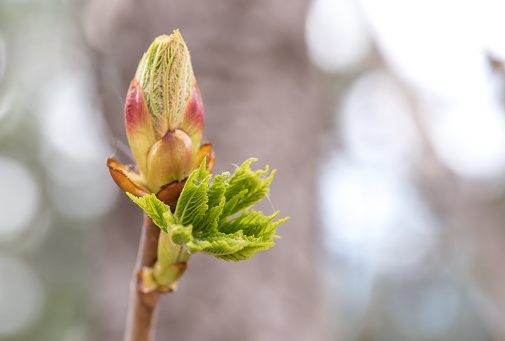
[
  {"left": 123, "top": 180, "right": 186, "bottom": 340},
  {"left": 124, "top": 213, "right": 161, "bottom": 341}
]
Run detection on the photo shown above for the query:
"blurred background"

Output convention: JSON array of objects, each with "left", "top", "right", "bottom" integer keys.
[{"left": 1, "top": 0, "right": 505, "bottom": 340}]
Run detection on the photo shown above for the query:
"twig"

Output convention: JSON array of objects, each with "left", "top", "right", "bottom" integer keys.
[{"left": 124, "top": 213, "right": 161, "bottom": 341}]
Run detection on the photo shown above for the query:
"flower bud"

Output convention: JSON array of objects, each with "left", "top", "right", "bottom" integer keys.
[
  {"left": 145, "top": 129, "right": 193, "bottom": 192},
  {"left": 124, "top": 79, "right": 156, "bottom": 176},
  {"left": 181, "top": 84, "right": 204, "bottom": 159},
  {"left": 134, "top": 31, "right": 201, "bottom": 141},
  {"left": 108, "top": 31, "right": 214, "bottom": 200}
]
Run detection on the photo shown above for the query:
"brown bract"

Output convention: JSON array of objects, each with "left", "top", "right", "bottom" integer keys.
[{"left": 107, "top": 144, "right": 214, "bottom": 206}]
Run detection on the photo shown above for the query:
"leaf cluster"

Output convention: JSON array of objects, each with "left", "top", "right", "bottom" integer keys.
[{"left": 128, "top": 158, "right": 289, "bottom": 261}]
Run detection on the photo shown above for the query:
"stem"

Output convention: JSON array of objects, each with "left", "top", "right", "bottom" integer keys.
[{"left": 124, "top": 213, "right": 161, "bottom": 341}]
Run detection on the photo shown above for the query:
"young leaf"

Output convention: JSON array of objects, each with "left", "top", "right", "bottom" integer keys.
[
  {"left": 126, "top": 193, "right": 170, "bottom": 231},
  {"left": 217, "top": 243, "right": 273, "bottom": 262},
  {"left": 192, "top": 231, "right": 247, "bottom": 256},
  {"left": 174, "top": 160, "right": 211, "bottom": 226},
  {"left": 170, "top": 222, "right": 194, "bottom": 245},
  {"left": 222, "top": 158, "right": 274, "bottom": 217},
  {"left": 219, "top": 210, "right": 287, "bottom": 240},
  {"left": 207, "top": 172, "right": 229, "bottom": 209},
  {"left": 128, "top": 158, "right": 289, "bottom": 265},
  {"left": 221, "top": 189, "right": 248, "bottom": 220},
  {"left": 197, "top": 196, "right": 226, "bottom": 234}
]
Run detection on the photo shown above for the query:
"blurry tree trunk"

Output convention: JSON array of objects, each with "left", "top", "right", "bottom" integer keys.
[{"left": 85, "top": 1, "right": 329, "bottom": 340}]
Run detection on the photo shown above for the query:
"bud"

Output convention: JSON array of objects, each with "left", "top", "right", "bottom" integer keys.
[
  {"left": 134, "top": 31, "right": 195, "bottom": 138},
  {"left": 107, "top": 31, "right": 214, "bottom": 201},
  {"left": 145, "top": 129, "right": 193, "bottom": 191}
]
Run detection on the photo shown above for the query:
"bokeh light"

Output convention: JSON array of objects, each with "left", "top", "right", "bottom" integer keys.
[
  {"left": 39, "top": 72, "right": 116, "bottom": 220},
  {"left": 0, "top": 2, "right": 116, "bottom": 340},
  {"left": 39, "top": 72, "right": 109, "bottom": 163},
  {"left": 306, "top": 0, "right": 370, "bottom": 73},
  {"left": 318, "top": 152, "right": 436, "bottom": 272},
  {"left": 389, "top": 276, "right": 460, "bottom": 339},
  {"left": 0, "top": 257, "right": 45, "bottom": 337},
  {"left": 309, "top": 1, "right": 505, "bottom": 340},
  {"left": 423, "top": 100, "right": 505, "bottom": 181},
  {"left": 0, "top": 156, "right": 40, "bottom": 242},
  {"left": 340, "top": 70, "right": 420, "bottom": 168}
]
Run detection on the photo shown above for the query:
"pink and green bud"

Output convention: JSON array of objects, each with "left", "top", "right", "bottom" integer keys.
[
  {"left": 133, "top": 31, "right": 203, "bottom": 142},
  {"left": 181, "top": 84, "right": 204, "bottom": 158},
  {"left": 145, "top": 129, "right": 193, "bottom": 192},
  {"left": 124, "top": 79, "right": 156, "bottom": 176},
  {"left": 113, "top": 30, "right": 210, "bottom": 195}
]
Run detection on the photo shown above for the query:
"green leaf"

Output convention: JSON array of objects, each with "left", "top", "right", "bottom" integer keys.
[
  {"left": 156, "top": 232, "right": 183, "bottom": 271},
  {"left": 190, "top": 231, "right": 246, "bottom": 256},
  {"left": 198, "top": 196, "right": 226, "bottom": 234},
  {"left": 217, "top": 244, "right": 272, "bottom": 262},
  {"left": 202, "top": 237, "right": 246, "bottom": 256},
  {"left": 126, "top": 193, "right": 170, "bottom": 231},
  {"left": 207, "top": 172, "right": 229, "bottom": 209},
  {"left": 219, "top": 210, "right": 288, "bottom": 240},
  {"left": 153, "top": 232, "right": 189, "bottom": 288},
  {"left": 221, "top": 189, "right": 248, "bottom": 220},
  {"left": 214, "top": 233, "right": 274, "bottom": 262},
  {"left": 174, "top": 160, "right": 211, "bottom": 227},
  {"left": 170, "top": 222, "right": 194, "bottom": 245},
  {"left": 127, "top": 158, "right": 289, "bottom": 266},
  {"left": 222, "top": 158, "right": 275, "bottom": 218}
]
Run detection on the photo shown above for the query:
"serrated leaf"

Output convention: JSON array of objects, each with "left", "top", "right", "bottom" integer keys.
[
  {"left": 196, "top": 196, "right": 225, "bottom": 234},
  {"left": 207, "top": 172, "right": 229, "bottom": 209},
  {"left": 127, "top": 193, "right": 170, "bottom": 231},
  {"left": 129, "top": 158, "right": 289, "bottom": 268},
  {"left": 192, "top": 231, "right": 246, "bottom": 256},
  {"left": 217, "top": 244, "right": 272, "bottom": 262},
  {"left": 221, "top": 189, "right": 248, "bottom": 220},
  {"left": 162, "top": 210, "right": 179, "bottom": 226},
  {"left": 222, "top": 158, "right": 275, "bottom": 217},
  {"left": 202, "top": 238, "right": 245, "bottom": 256},
  {"left": 219, "top": 210, "right": 287, "bottom": 239},
  {"left": 174, "top": 159, "right": 211, "bottom": 226},
  {"left": 215, "top": 234, "right": 274, "bottom": 262},
  {"left": 185, "top": 237, "right": 212, "bottom": 254}
]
